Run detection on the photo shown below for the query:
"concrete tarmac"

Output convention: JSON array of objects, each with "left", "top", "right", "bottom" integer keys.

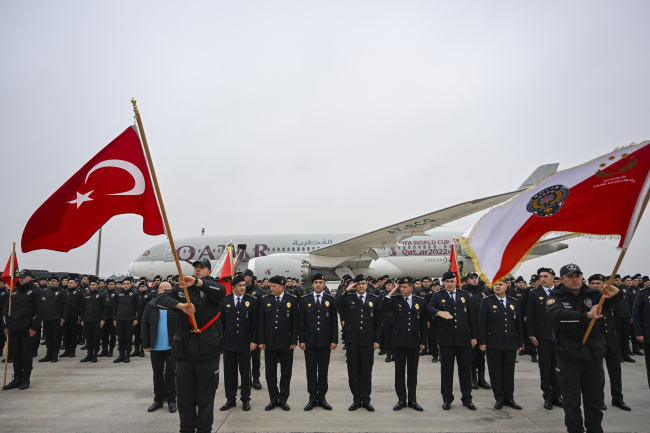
[{"left": 1, "top": 346, "right": 648, "bottom": 432}]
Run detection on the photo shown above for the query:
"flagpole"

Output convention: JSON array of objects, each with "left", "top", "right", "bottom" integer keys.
[
  {"left": 131, "top": 99, "right": 199, "bottom": 333},
  {"left": 95, "top": 227, "right": 102, "bottom": 277},
  {"left": 3, "top": 241, "right": 16, "bottom": 387},
  {"left": 453, "top": 236, "right": 461, "bottom": 288}
]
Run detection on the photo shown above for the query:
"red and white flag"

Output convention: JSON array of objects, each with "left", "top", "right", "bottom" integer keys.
[
  {"left": 449, "top": 242, "right": 461, "bottom": 287},
  {"left": 218, "top": 246, "right": 234, "bottom": 295},
  {"left": 2, "top": 251, "right": 19, "bottom": 289},
  {"left": 21, "top": 127, "right": 165, "bottom": 253},
  {"left": 461, "top": 140, "right": 650, "bottom": 284}
]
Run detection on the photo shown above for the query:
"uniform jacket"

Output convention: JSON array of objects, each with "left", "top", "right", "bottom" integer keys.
[
  {"left": 102, "top": 289, "right": 117, "bottom": 320},
  {"left": 612, "top": 286, "right": 632, "bottom": 318},
  {"left": 379, "top": 294, "right": 428, "bottom": 349},
  {"left": 632, "top": 287, "right": 650, "bottom": 341},
  {"left": 299, "top": 292, "right": 338, "bottom": 348},
  {"left": 81, "top": 289, "right": 106, "bottom": 322},
  {"left": 141, "top": 299, "right": 177, "bottom": 350},
  {"left": 333, "top": 289, "right": 382, "bottom": 346},
  {"left": 65, "top": 287, "right": 84, "bottom": 318},
  {"left": 39, "top": 286, "right": 68, "bottom": 321},
  {"left": 463, "top": 284, "right": 489, "bottom": 324},
  {"left": 156, "top": 276, "right": 226, "bottom": 361},
  {"left": 114, "top": 288, "right": 141, "bottom": 321},
  {"left": 425, "top": 289, "right": 477, "bottom": 347},
  {"left": 547, "top": 284, "right": 621, "bottom": 364},
  {"left": 599, "top": 307, "right": 619, "bottom": 352},
  {"left": 377, "top": 289, "right": 394, "bottom": 322},
  {"left": 137, "top": 290, "right": 154, "bottom": 321},
  {"left": 526, "top": 287, "right": 554, "bottom": 341},
  {"left": 478, "top": 295, "right": 524, "bottom": 351},
  {"left": 258, "top": 292, "right": 298, "bottom": 350},
  {"left": 219, "top": 293, "right": 259, "bottom": 352},
  {"left": 2, "top": 281, "right": 46, "bottom": 332}
]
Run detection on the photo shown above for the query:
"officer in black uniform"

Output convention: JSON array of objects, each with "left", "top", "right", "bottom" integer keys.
[
  {"left": 478, "top": 279, "right": 524, "bottom": 410},
  {"left": 426, "top": 271, "right": 477, "bottom": 411},
  {"left": 219, "top": 275, "right": 259, "bottom": 412},
  {"left": 616, "top": 276, "right": 635, "bottom": 362},
  {"left": 527, "top": 267, "right": 563, "bottom": 410},
  {"left": 299, "top": 273, "right": 338, "bottom": 411},
  {"left": 427, "top": 280, "right": 441, "bottom": 362},
  {"left": 416, "top": 277, "right": 433, "bottom": 357},
  {"left": 520, "top": 275, "right": 539, "bottom": 361},
  {"left": 380, "top": 276, "right": 427, "bottom": 411},
  {"left": 98, "top": 278, "right": 117, "bottom": 357},
  {"left": 0, "top": 280, "right": 8, "bottom": 361},
  {"left": 61, "top": 278, "right": 83, "bottom": 358},
  {"left": 38, "top": 275, "right": 67, "bottom": 363},
  {"left": 547, "top": 263, "right": 621, "bottom": 433},
  {"left": 2, "top": 270, "right": 46, "bottom": 390},
  {"left": 258, "top": 275, "right": 298, "bottom": 411},
  {"left": 113, "top": 276, "right": 140, "bottom": 363},
  {"left": 243, "top": 269, "right": 264, "bottom": 390},
  {"left": 591, "top": 274, "right": 630, "bottom": 411},
  {"left": 156, "top": 257, "right": 226, "bottom": 433},
  {"left": 334, "top": 274, "right": 382, "bottom": 412},
  {"left": 79, "top": 277, "right": 106, "bottom": 363},
  {"left": 632, "top": 280, "right": 650, "bottom": 388},
  {"left": 377, "top": 279, "right": 395, "bottom": 362},
  {"left": 133, "top": 281, "right": 153, "bottom": 357},
  {"left": 463, "top": 272, "right": 490, "bottom": 390}
]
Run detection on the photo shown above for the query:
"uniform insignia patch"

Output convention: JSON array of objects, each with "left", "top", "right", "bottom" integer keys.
[
  {"left": 55, "top": 292, "right": 59, "bottom": 296},
  {"left": 245, "top": 301, "right": 250, "bottom": 307},
  {"left": 267, "top": 303, "right": 271, "bottom": 307},
  {"left": 547, "top": 298, "right": 556, "bottom": 305},
  {"left": 112, "top": 294, "right": 115, "bottom": 297},
  {"left": 96, "top": 295, "right": 99, "bottom": 298},
  {"left": 415, "top": 304, "right": 420, "bottom": 310},
  {"left": 584, "top": 299, "right": 593, "bottom": 308},
  {"left": 539, "top": 297, "right": 543, "bottom": 300},
  {"left": 42, "top": 297, "right": 46, "bottom": 301},
  {"left": 441, "top": 300, "right": 446, "bottom": 303},
  {"left": 461, "top": 298, "right": 465, "bottom": 303},
  {"left": 308, "top": 304, "right": 312, "bottom": 307},
  {"left": 227, "top": 304, "right": 231, "bottom": 308},
  {"left": 325, "top": 300, "right": 329, "bottom": 307},
  {"left": 129, "top": 292, "right": 133, "bottom": 296},
  {"left": 510, "top": 304, "right": 514, "bottom": 310},
  {"left": 493, "top": 305, "right": 497, "bottom": 309},
  {"left": 482, "top": 293, "right": 486, "bottom": 298},
  {"left": 287, "top": 302, "right": 291, "bottom": 308},
  {"left": 369, "top": 301, "right": 373, "bottom": 307},
  {"left": 27, "top": 290, "right": 32, "bottom": 295}
]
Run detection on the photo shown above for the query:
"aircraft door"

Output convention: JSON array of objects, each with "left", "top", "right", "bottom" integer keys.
[{"left": 164, "top": 245, "right": 174, "bottom": 262}]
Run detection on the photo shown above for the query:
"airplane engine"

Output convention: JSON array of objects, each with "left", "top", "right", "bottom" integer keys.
[{"left": 248, "top": 255, "right": 312, "bottom": 285}]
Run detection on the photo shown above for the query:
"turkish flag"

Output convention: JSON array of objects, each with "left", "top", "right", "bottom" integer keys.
[
  {"left": 218, "top": 247, "right": 234, "bottom": 295},
  {"left": 21, "top": 126, "right": 165, "bottom": 253},
  {"left": 2, "top": 251, "right": 19, "bottom": 289},
  {"left": 449, "top": 242, "right": 461, "bottom": 287}
]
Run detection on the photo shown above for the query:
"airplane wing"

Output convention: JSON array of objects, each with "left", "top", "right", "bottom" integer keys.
[{"left": 313, "top": 163, "right": 559, "bottom": 258}]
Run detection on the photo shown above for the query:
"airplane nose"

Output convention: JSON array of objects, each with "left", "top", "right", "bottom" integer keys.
[{"left": 127, "top": 262, "right": 135, "bottom": 275}]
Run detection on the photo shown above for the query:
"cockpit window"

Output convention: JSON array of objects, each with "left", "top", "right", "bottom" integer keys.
[{"left": 142, "top": 250, "right": 150, "bottom": 256}]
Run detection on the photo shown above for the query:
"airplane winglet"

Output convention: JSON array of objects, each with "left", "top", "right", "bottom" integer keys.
[{"left": 517, "top": 163, "right": 559, "bottom": 190}]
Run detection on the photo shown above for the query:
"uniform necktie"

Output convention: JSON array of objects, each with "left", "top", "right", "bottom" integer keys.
[
  {"left": 316, "top": 294, "right": 321, "bottom": 308},
  {"left": 236, "top": 297, "right": 240, "bottom": 308},
  {"left": 451, "top": 292, "right": 455, "bottom": 304},
  {"left": 360, "top": 295, "right": 364, "bottom": 305},
  {"left": 501, "top": 298, "right": 506, "bottom": 308},
  {"left": 276, "top": 296, "right": 281, "bottom": 307},
  {"left": 407, "top": 297, "right": 411, "bottom": 309}
]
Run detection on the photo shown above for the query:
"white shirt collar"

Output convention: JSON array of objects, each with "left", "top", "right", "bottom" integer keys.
[
  {"left": 275, "top": 292, "right": 284, "bottom": 302},
  {"left": 497, "top": 294, "right": 507, "bottom": 305}
]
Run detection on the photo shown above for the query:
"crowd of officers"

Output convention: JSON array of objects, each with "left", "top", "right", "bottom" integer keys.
[{"left": 2, "top": 260, "right": 650, "bottom": 433}]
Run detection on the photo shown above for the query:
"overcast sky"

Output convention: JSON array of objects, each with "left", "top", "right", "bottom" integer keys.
[{"left": 2, "top": 1, "right": 649, "bottom": 279}]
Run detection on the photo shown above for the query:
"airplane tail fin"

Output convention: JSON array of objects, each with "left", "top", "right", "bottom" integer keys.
[{"left": 517, "top": 163, "right": 559, "bottom": 190}]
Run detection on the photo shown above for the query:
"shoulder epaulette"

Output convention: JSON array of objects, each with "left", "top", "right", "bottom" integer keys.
[
  {"left": 487, "top": 293, "right": 496, "bottom": 297},
  {"left": 263, "top": 293, "right": 272, "bottom": 298},
  {"left": 323, "top": 293, "right": 334, "bottom": 298},
  {"left": 457, "top": 288, "right": 466, "bottom": 293},
  {"left": 413, "top": 294, "right": 424, "bottom": 300},
  {"left": 284, "top": 293, "right": 296, "bottom": 299},
  {"left": 507, "top": 295, "right": 517, "bottom": 300},
  {"left": 640, "top": 287, "right": 649, "bottom": 291},
  {"left": 367, "top": 293, "right": 379, "bottom": 299},
  {"left": 243, "top": 293, "right": 254, "bottom": 299}
]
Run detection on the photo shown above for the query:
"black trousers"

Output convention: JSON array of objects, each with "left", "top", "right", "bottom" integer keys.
[
  {"left": 470, "top": 344, "right": 486, "bottom": 377},
  {"left": 428, "top": 322, "right": 438, "bottom": 357},
  {"left": 644, "top": 342, "right": 650, "bottom": 389},
  {"left": 61, "top": 317, "right": 78, "bottom": 353},
  {"left": 176, "top": 356, "right": 219, "bottom": 433},
  {"left": 264, "top": 348, "right": 293, "bottom": 403},
  {"left": 8, "top": 330, "right": 33, "bottom": 379},
  {"left": 523, "top": 321, "right": 537, "bottom": 356},
  {"left": 101, "top": 319, "right": 116, "bottom": 352},
  {"left": 133, "top": 323, "right": 142, "bottom": 352},
  {"left": 346, "top": 343, "right": 374, "bottom": 404},
  {"left": 382, "top": 322, "right": 394, "bottom": 350},
  {"left": 31, "top": 324, "right": 41, "bottom": 352},
  {"left": 224, "top": 350, "right": 251, "bottom": 402},
  {"left": 615, "top": 317, "right": 631, "bottom": 355},
  {"left": 83, "top": 321, "right": 101, "bottom": 354},
  {"left": 394, "top": 346, "right": 419, "bottom": 403},
  {"left": 116, "top": 320, "right": 133, "bottom": 355},
  {"left": 439, "top": 345, "right": 472, "bottom": 403},
  {"left": 537, "top": 339, "right": 561, "bottom": 399},
  {"left": 603, "top": 346, "right": 623, "bottom": 401},
  {"left": 77, "top": 320, "right": 84, "bottom": 343},
  {"left": 43, "top": 319, "right": 62, "bottom": 356},
  {"left": 556, "top": 358, "right": 604, "bottom": 433},
  {"left": 486, "top": 349, "right": 516, "bottom": 401},
  {"left": 304, "top": 346, "right": 331, "bottom": 402},
  {"left": 151, "top": 349, "right": 176, "bottom": 404},
  {"left": 251, "top": 346, "right": 261, "bottom": 378}
]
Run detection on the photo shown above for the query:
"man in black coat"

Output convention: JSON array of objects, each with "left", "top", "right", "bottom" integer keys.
[
  {"left": 380, "top": 276, "right": 427, "bottom": 411},
  {"left": 142, "top": 281, "right": 178, "bottom": 413},
  {"left": 156, "top": 257, "right": 226, "bottom": 433},
  {"left": 478, "top": 280, "right": 524, "bottom": 410},
  {"left": 616, "top": 276, "right": 636, "bottom": 362},
  {"left": 62, "top": 278, "right": 83, "bottom": 358},
  {"left": 377, "top": 279, "right": 395, "bottom": 362},
  {"left": 38, "top": 275, "right": 67, "bottom": 363},
  {"left": 463, "top": 272, "right": 491, "bottom": 390},
  {"left": 98, "top": 278, "right": 117, "bottom": 358},
  {"left": 2, "top": 270, "right": 46, "bottom": 390},
  {"left": 527, "top": 267, "right": 563, "bottom": 410},
  {"left": 113, "top": 276, "right": 140, "bottom": 363},
  {"left": 299, "top": 273, "right": 338, "bottom": 411},
  {"left": 333, "top": 274, "right": 382, "bottom": 412},
  {"left": 133, "top": 281, "right": 153, "bottom": 357},
  {"left": 426, "top": 271, "right": 477, "bottom": 411},
  {"left": 244, "top": 269, "right": 265, "bottom": 391},
  {"left": 79, "top": 277, "right": 106, "bottom": 363},
  {"left": 219, "top": 275, "right": 259, "bottom": 412},
  {"left": 258, "top": 275, "right": 298, "bottom": 411},
  {"left": 632, "top": 281, "right": 650, "bottom": 389}
]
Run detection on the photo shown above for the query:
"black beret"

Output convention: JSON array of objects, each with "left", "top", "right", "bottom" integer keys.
[
  {"left": 105, "top": 279, "right": 114, "bottom": 283},
  {"left": 530, "top": 275, "right": 540, "bottom": 282},
  {"left": 154, "top": 275, "right": 161, "bottom": 279},
  {"left": 81, "top": 274, "right": 89, "bottom": 278},
  {"left": 622, "top": 275, "right": 631, "bottom": 281},
  {"left": 537, "top": 267, "right": 555, "bottom": 276},
  {"left": 311, "top": 273, "right": 325, "bottom": 283},
  {"left": 632, "top": 273, "right": 641, "bottom": 278},
  {"left": 385, "top": 278, "right": 395, "bottom": 285},
  {"left": 269, "top": 275, "right": 286, "bottom": 286},
  {"left": 441, "top": 271, "right": 456, "bottom": 281},
  {"left": 381, "top": 275, "right": 390, "bottom": 279},
  {"left": 516, "top": 276, "right": 525, "bottom": 282},
  {"left": 49, "top": 275, "right": 60, "bottom": 281},
  {"left": 353, "top": 274, "right": 365, "bottom": 283},
  {"left": 588, "top": 274, "right": 606, "bottom": 283},
  {"left": 89, "top": 277, "right": 99, "bottom": 283},
  {"left": 397, "top": 276, "right": 414, "bottom": 285},
  {"left": 138, "top": 281, "right": 148, "bottom": 287},
  {"left": 422, "top": 276, "right": 431, "bottom": 282},
  {"left": 231, "top": 275, "right": 246, "bottom": 286},
  {"left": 122, "top": 276, "right": 133, "bottom": 282},
  {"left": 243, "top": 269, "right": 254, "bottom": 277},
  {"left": 432, "top": 280, "right": 441, "bottom": 286}
]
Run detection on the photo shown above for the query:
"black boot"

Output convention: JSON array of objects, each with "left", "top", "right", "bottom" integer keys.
[
  {"left": 19, "top": 377, "right": 30, "bottom": 390},
  {"left": 80, "top": 351, "right": 93, "bottom": 362},
  {"left": 139, "top": 350, "right": 145, "bottom": 357},
  {"left": 97, "top": 347, "right": 108, "bottom": 357},
  {"left": 80, "top": 345, "right": 88, "bottom": 350},
  {"left": 107, "top": 345, "right": 114, "bottom": 357},
  {"left": 51, "top": 353, "right": 59, "bottom": 363},
  {"left": 124, "top": 354, "right": 131, "bottom": 363},
  {"left": 91, "top": 353, "right": 98, "bottom": 363},
  {"left": 478, "top": 372, "right": 491, "bottom": 390},
  {"left": 378, "top": 348, "right": 386, "bottom": 356},
  {"left": 61, "top": 350, "right": 70, "bottom": 357},
  {"left": 471, "top": 373, "right": 479, "bottom": 389},
  {"left": 114, "top": 353, "right": 125, "bottom": 363},
  {"left": 129, "top": 350, "right": 139, "bottom": 357},
  {"left": 385, "top": 350, "right": 392, "bottom": 363},
  {"left": 38, "top": 354, "right": 52, "bottom": 363},
  {"left": 2, "top": 377, "right": 22, "bottom": 390},
  {"left": 68, "top": 349, "right": 76, "bottom": 358}
]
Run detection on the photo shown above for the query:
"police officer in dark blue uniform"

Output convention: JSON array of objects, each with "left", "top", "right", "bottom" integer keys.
[
  {"left": 632, "top": 278, "right": 650, "bottom": 389},
  {"left": 243, "top": 269, "right": 264, "bottom": 391},
  {"left": 299, "top": 273, "right": 338, "bottom": 411},
  {"left": 426, "top": 271, "right": 477, "bottom": 411},
  {"left": 478, "top": 279, "right": 524, "bottom": 410},
  {"left": 219, "top": 275, "right": 259, "bottom": 412},
  {"left": 258, "top": 275, "right": 298, "bottom": 411},
  {"left": 334, "top": 274, "right": 382, "bottom": 411},
  {"left": 98, "top": 278, "right": 117, "bottom": 357},
  {"left": 79, "top": 277, "right": 106, "bottom": 363},
  {"left": 113, "top": 276, "right": 140, "bottom": 363},
  {"left": 380, "top": 276, "right": 427, "bottom": 411},
  {"left": 590, "top": 274, "right": 630, "bottom": 411},
  {"left": 463, "top": 272, "right": 491, "bottom": 390},
  {"left": 38, "top": 275, "right": 67, "bottom": 363},
  {"left": 62, "top": 277, "right": 83, "bottom": 358},
  {"left": 547, "top": 263, "right": 621, "bottom": 433}
]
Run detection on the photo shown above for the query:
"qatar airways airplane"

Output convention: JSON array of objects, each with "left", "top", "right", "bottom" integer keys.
[{"left": 128, "top": 164, "right": 571, "bottom": 283}]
